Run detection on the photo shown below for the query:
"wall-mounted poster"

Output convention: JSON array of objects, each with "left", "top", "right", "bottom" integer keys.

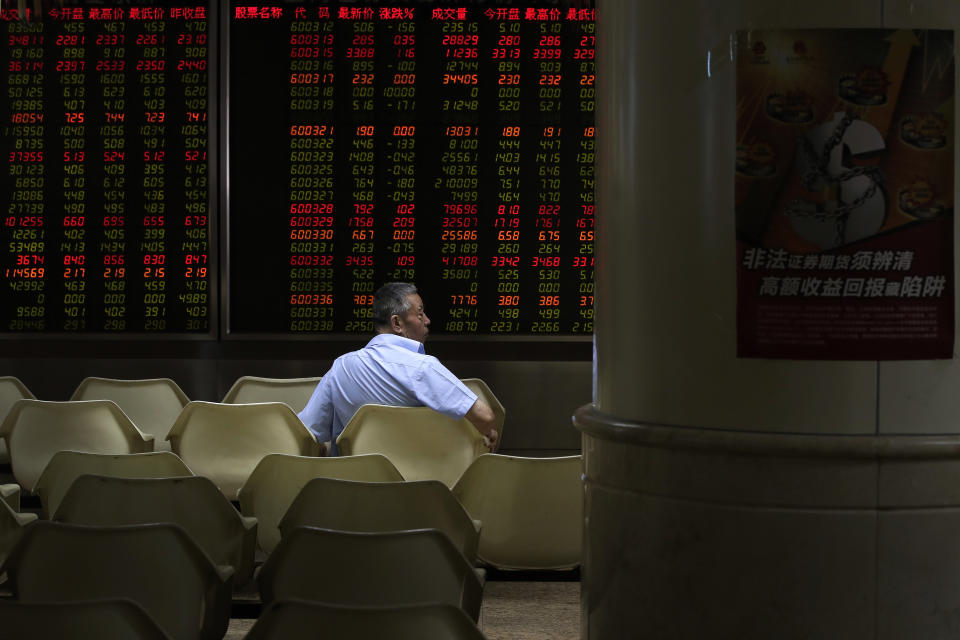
[{"left": 736, "top": 29, "right": 954, "bottom": 359}]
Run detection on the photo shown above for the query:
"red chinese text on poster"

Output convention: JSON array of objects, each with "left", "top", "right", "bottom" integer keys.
[{"left": 736, "top": 29, "right": 954, "bottom": 359}]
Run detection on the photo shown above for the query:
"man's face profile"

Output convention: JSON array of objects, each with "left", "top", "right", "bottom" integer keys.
[{"left": 393, "top": 293, "right": 430, "bottom": 342}]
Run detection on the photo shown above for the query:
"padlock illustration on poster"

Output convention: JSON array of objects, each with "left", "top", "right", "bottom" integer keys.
[{"left": 786, "top": 111, "right": 888, "bottom": 250}]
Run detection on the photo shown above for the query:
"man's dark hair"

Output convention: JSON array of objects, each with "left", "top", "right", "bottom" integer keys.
[{"left": 372, "top": 282, "right": 419, "bottom": 330}]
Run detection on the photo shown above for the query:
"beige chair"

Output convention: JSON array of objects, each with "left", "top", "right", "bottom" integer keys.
[
  {"left": 0, "top": 399, "right": 154, "bottom": 493},
  {"left": 238, "top": 453, "right": 403, "bottom": 554},
  {"left": 0, "top": 521, "right": 233, "bottom": 640},
  {"left": 166, "top": 401, "right": 321, "bottom": 500},
  {"left": 279, "top": 477, "right": 481, "bottom": 563},
  {"left": 71, "top": 377, "right": 190, "bottom": 452},
  {"left": 0, "top": 498, "right": 36, "bottom": 569},
  {"left": 336, "top": 405, "right": 487, "bottom": 487},
  {"left": 460, "top": 378, "right": 506, "bottom": 451},
  {"left": 246, "top": 600, "right": 486, "bottom": 640},
  {"left": 34, "top": 450, "right": 194, "bottom": 519},
  {"left": 452, "top": 454, "right": 583, "bottom": 570},
  {"left": 258, "top": 526, "right": 483, "bottom": 621},
  {"left": 53, "top": 475, "right": 257, "bottom": 587},
  {"left": 0, "top": 376, "right": 36, "bottom": 464},
  {"left": 0, "top": 598, "right": 172, "bottom": 640},
  {"left": 221, "top": 376, "right": 322, "bottom": 413}
]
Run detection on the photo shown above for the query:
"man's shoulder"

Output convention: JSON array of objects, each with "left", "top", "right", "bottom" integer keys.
[
  {"left": 374, "top": 346, "right": 437, "bottom": 371},
  {"left": 365, "top": 335, "right": 431, "bottom": 361},
  {"left": 333, "top": 338, "right": 429, "bottom": 368},
  {"left": 331, "top": 347, "right": 362, "bottom": 365}
]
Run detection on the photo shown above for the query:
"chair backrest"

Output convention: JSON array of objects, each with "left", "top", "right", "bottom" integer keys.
[
  {"left": 71, "top": 377, "right": 190, "bottom": 452},
  {"left": 53, "top": 474, "right": 258, "bottom": 586},
  {"left": 221, "top": 376, "right": 323, "bottom": 412},
  {"left": 1, "top": 521, "right": 234, "bottom": 640},
  {"left": 238, "top": 453, "right": 403, "bottom": 554},
  {"left": 336, "top": 405, "right": 487, "bottom": 487},
  {"left": 0, "top": 399, "right": 154, "bottom": 493},
  {"left": 279, "top": 477, "right": 480, "bottom": 563},
  {"left": 258, "top": 526, "right": 482, "bottom": 621},
  {"left": 0, "top": 498, "right": 37, "bottom": 568},
  {"left": 452, "top": 454, "right": 583, "bottom": 570},
  {"left": 0, "top": 376, "right": 36, "bottom": 464},
  {"left": 166, "top": 401, "right": 321, "bottom": 500},
  {"left": 460, "top": 378, "right": 505, "bottom": 450},
  {"left": 0, "top": 598, "right": 172, "bottom": 640},
  {"left": 246, "top": 600, "right": 485, "bottom": 640},
  {"left": 34, "top": 450, "right": 194, "bottom": 519}
]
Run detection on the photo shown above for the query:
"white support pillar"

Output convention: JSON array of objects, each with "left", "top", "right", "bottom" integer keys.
[{"left": 576, "top": 1, "right": 960, "bottom": 637}]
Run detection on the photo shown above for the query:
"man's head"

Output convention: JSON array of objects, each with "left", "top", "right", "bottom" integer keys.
[{"left": 372, "top": 282, "right": 430, "bottom": 342}]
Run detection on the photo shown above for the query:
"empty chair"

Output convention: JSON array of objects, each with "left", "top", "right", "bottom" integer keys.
[
  {"left": 246, "top": 600, "right": 486, "bottom": 640},
  {"left": 336, "top": 405, "right": 487, "bottom": 487},
  {"left": 452, "top": 454, "right": 583, "bottom": 570},
  {"left": 0, "top": 598, "right": 172, "bottom": 640},
  {"left": 0, "top": 498, "right": 36, "bottom": 568},
  {"left": 221, "top": 375, "right": 322, "bottom": 412},
  {"left": 53, "top": 475, "right": 257, "bottom": 587},
  {"left": 0, "top": 399, "right": 154, "bottom": 493},
  {"left": 166, "top": 401, "right": 321, "bottom": 500},
  {"left": 34, "top": 450, "right": 193, "bottom": 519},
  {"left": 1, "top": 521, "right": 233, "bottom": 640},
  {"left": 460, "top": 378, "right": 506, "bottom": 451},
  {"left": 71, "top": 377, "right": 190, "bottom": 452},
  {"left": 0, "top": 376, "right": 35, "bottom": 464},
  {"left": 280, "top": 477, "right": 481, "bottom": 563},
  {"left": 258, "top": 526, "right": 483, "bottom": 621},
  {"left": 238, "top": 453, "right": 403, "bottom": 554}
]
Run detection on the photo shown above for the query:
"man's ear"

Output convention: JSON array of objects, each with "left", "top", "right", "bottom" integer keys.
[{"left": 390, "top": 313, "right": 402, "bottom": 334}]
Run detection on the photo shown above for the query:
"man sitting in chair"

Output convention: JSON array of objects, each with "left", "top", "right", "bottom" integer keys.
[{"left": 298, "top": 282, "right": 498, "bottom": 456}]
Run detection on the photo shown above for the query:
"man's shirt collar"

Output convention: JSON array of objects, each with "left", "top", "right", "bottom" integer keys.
[{"left": 367, "top": 332, "right": 425, "bottom": 354}]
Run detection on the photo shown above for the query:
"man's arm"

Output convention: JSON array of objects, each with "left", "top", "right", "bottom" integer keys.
[
  {"left": 465, "top": 398, "right": 498, "bottom": 451},
  {"left": 297, "top": 376, "right": 334, "bottom": 454},
  {"left": 413, "top": 356, "right": 499, "bottom": 450}
]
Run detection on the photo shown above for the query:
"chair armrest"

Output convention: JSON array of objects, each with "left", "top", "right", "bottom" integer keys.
[
  {"left": 215, "top": 564, "right": 236, "bottom": 584},
  {"left": 14, "top": 512, "right": 37, "bottom": 526},
  {"left": 0, "top": 484, "right": 20, "bottom": 511},
  {"left": 136, "top": 433, "right": 156, "bottom": 451}
]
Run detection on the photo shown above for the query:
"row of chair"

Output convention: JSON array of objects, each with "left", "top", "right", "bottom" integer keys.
[
  {"left": 0, "top": 376, "right": 572, "bottom": 639},
  {"left": 1, "top": 458, "right": 511, "bottom": 638},
  {"left": 0, "top": 375, "right": 506, "bottom": 456},
  {"left": 1, "top": 459, "right": 565, "bottom": 638},
  {"left": 0, "top": 599, "right": 485, "bottom": 640},
  {"left": 0, "top": 375, "right": 321, "bottom": 462},
  {"left": 0, "top": 376, "right": 507, "bottom": 495},
  {"left": 0, "top": 399, "right": 496, "bottom": 499},
  {"left": 10, "top": 449, "right": 582, "bottom": 570},
  {"left": 1, "top": 519, "right": 487, "bottom": 639}
]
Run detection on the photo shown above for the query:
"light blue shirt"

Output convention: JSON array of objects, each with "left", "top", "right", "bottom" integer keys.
[{"left": 298, "top": 333, "right": 478, "bottom": 455}]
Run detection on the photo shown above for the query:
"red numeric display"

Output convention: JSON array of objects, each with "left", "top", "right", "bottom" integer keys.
[
  {"left": 229, "top": 3, "right": 595, "bottom": 335},
  {"left": 0, "top": 2, "right": 212, "bottom": 332}
]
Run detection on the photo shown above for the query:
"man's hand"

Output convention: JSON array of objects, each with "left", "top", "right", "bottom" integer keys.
[{"left": 465, "top": 398, "right": 498, "bottom": 451}]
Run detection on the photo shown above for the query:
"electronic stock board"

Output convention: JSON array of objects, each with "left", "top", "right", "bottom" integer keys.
[
  {"left": 1, "top": 1, "right": 595, "bottom": 336},
  {"left": 1, "top": 1, "right": 211, "bottom": 333}
]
